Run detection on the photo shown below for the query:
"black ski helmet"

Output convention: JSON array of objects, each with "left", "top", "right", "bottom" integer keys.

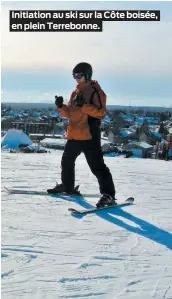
[{"left": 72, "top": 62, "right": 93, "bottom": 81}]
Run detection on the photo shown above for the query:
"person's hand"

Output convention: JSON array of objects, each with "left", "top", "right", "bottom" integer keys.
[{"left": 55, "top": 95, "right": 64, "bottom": 108}]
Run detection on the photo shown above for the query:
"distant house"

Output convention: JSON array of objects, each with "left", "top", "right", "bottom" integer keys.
[
  {"left": 124, "top": 142, "right": 153, "bottom": 158},
  {"left": 102, "top": 115, "right": 112, "bottom": 124},
  {"left": 136, "top": 117, "right": 160, "bottom": 125},
  {"left": 120, "top": 129, "right": 136, "bottom": 139},
  {"left": 150, "top": 131, "right": 162, "bottom": 142},
  {"left": 122, "top": 115, "right": 135, "bottom": 123},
  {"left": 108, "top": 129, "right": 136, "bottom": 145},
  {"left": 12, "top": 121, "right": 52, "bottom": 135},
  {"left": 139, "top": 133, "right": 147, "bottom": 142}
]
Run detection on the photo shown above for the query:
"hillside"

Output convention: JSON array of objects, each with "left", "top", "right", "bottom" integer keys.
[{"left": 1, "top": 151, "right": 172, "bottom": 299}]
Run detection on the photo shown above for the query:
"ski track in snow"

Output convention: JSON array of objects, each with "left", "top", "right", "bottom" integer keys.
[{"left": 1, "top": 151, "right": 172, "bottom": 299}]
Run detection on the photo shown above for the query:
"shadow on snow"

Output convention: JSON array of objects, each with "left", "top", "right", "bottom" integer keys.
[{"left": 56, "top": 194, "right": 172, "bottom": 251}]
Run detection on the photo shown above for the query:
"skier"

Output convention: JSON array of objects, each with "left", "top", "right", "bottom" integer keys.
[{"left": 47, "top": 62, "right": 116, "bottom": 207}]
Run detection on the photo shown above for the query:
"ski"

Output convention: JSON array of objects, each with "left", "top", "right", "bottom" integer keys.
[
  {"left": 4, "top": 186, "right": 99, "bottom": 198},
  {"left": 68, "top": 197, "right": 134, "bottom": 215},
  {"left": 4, "top": 187, "right": 51, "bottom": 196}
]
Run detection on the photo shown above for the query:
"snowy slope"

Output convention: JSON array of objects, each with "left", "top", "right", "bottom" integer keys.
[{"left": 1, "top": 151, "right": 172, "bottom": 299}]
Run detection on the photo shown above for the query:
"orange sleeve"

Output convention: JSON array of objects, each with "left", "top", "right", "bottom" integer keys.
[
  {"left": 81, "top": 91, "right": 107, "bottom": 118},
  {"left": 57, "top": 105, "right": 70, "bottom": 119}
]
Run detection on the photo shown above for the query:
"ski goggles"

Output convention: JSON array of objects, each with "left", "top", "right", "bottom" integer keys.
[{"left": 73, "top": 73, "right": 84, "bottom": 79}]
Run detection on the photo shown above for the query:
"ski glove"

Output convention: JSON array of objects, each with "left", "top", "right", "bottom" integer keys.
[
  {"left": 55, "top": 95, "right": 64, "bottom": 108},
  {"left": 72, "top": 93, "right": 85, "bottom": 107}
]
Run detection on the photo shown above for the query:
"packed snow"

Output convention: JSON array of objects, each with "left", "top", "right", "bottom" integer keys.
[
  {"left": 1, "top": 150, "right": 172, "bottom": 299},
  {"left": 40, "top": 137, "right": 67, "bottom": 148}
]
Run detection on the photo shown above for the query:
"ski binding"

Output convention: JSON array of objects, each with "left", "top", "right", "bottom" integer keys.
[{"left": 68, "top": 197, "right": 134, "bottom": 215}]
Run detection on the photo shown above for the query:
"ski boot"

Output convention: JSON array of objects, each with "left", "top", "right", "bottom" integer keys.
[
  {"left": 47, "top": 183, "right": 81, "bottom": 195},
  {"left": 96, "top": 194, "right": 117, "bottom": 208}
]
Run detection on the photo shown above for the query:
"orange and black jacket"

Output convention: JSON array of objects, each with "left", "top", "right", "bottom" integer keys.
[{"left": 57, "top": 80, "right": 107, "bottom": 140}]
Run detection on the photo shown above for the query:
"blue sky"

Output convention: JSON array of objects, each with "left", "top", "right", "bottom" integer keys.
[{"left": 1, "top": 1, "right": 172, "bottom": 107}]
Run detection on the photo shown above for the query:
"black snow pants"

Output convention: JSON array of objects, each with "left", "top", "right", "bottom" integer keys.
[{"left": 61, "top": 135, "right": 115, "bottom": 197}]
